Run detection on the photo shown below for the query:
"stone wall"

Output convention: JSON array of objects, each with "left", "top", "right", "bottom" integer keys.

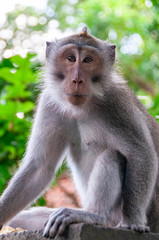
[{"left": 0, "top": 224, "right": 159, "bottom": 240}]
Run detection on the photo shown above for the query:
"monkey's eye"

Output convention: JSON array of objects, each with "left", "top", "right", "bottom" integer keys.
[
  {"left": 67, "top": 55, "right": 76, "bottom": 62},
  {"left": 83, "top": 57, "right": 92, "bottom": 63}
]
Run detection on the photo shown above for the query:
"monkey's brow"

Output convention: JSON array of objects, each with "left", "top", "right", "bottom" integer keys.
[{"left": 60, "top": 42, "right": 101, "bottom": 51}]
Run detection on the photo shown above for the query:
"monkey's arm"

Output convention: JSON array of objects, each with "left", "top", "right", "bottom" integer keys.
[{"left": 0, "top": 93, "right": 67, "bottom": 226}]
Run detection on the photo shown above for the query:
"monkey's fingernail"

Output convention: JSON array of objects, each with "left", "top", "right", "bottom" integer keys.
[
  {"left": 43, "top": 232, "right": 49, "bottom": 238},
  {"left": 145, "top": 227, "right": 150, "bottom": 232}
]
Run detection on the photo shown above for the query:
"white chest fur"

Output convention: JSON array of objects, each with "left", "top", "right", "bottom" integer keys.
[{"left": 67, "top": 119, "right": 107, "bottom": 203}]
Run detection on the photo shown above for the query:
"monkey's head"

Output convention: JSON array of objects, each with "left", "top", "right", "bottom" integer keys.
[{"left": 45, "top": 27, "right": 116, "bottom": 113}]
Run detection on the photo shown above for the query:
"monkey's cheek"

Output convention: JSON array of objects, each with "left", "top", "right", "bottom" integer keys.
[{"left": 66, "top": 96, "right": 89, "bottom": 106}]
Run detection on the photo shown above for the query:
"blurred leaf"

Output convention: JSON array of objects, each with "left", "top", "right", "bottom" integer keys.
[
  {"left": 32, "top": 197, "right": 46, "bottom": 207},
  {"left": 0, "top": 101, "right": 16, "bottom": 119},
  {"left": 0, "top": 53, "right": 39, "bottom": 194},
  {"left": 16, "top": 101, "right": 35, "bottom": 113}
]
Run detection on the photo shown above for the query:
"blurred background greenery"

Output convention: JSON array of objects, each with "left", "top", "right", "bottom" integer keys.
[{"left": 0, "top": 0, "right": 159, "bottom": 196}]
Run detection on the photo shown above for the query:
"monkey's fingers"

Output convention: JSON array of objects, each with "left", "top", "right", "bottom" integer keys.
[
  {"left": 43, "top": 218, "right": 56, "bottom": 238},
  {"left": 129, "top": 225, "right": 150, "bottom": 233},
  {"left": 43, "top": 209, "right": 64, "bottom": 237},
  {"left": 118, "top": 223, "right": 150, "bottom": 233},
  {"left": 58, "top": 216, "right": 75, "bottom": 236},
  {"left": 49, "top": 215, "right": 64, "bottom": 238},
  {"left": 43, "top": 215, "right": 72, "bottom": 238}
]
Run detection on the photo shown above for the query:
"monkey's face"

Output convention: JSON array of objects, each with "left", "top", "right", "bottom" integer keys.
[
  {"left": 45, "top": 32, "right": 116, "bottom": 112},
  {"left": 52, "top": 44, "right": 103, "bottom": 106}
]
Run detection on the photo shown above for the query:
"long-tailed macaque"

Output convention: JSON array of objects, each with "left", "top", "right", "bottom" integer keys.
[{"left": 0, "top": 27, "right": 159, "bottom": 238}]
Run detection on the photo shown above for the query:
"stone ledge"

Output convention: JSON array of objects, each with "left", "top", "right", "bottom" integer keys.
[{"left": 0, "top": 224, "right": 159, "bottom": 240}]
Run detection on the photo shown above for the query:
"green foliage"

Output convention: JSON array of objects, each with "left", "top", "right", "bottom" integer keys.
[
  {"left": 32, "top": 197, "right": 46, "bottom": 207},
  {"left": 0, "top": 53, "right": 40, "bottom": 193},
  {"left": 52, "top": 160, "right": 69, "bottom": 187}
]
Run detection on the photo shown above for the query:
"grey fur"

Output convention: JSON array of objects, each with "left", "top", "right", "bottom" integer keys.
[{"left": 1, "top": 31, "right": 159, "bottom": 238}]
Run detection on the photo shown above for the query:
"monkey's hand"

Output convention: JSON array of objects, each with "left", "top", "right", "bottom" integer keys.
[
  {"left": 43, "top": 207, "right": 105, "bottom": 238},
  {"left": 117, "top": 222, "right": 150, "bottom": 233}
]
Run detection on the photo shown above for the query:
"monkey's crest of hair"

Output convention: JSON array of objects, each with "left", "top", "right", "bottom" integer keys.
[
  {"left": 55, "top": 29, "right": 101, "bottom": 51},
  {"left": 79, "top": 26, "right": 88, "bottom": 37}
]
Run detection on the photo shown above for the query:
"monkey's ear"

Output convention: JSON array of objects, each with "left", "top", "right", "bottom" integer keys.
[
  {"left": 46, "top": 41, "right": 54, "bottom": 59},
  {"left": 108, "top": 44, "right": 116, "bottom": 64}
]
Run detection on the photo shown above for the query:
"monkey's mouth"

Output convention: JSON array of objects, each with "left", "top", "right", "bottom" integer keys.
[{"left": 65, "top": 93, "right": 89, "bottom": 106}]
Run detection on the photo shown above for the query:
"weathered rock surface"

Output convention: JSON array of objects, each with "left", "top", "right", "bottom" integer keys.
[{"left": 1, "top": 224, "right": 159, "bottom": 240}]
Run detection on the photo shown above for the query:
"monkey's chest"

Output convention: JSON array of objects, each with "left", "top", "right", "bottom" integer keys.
[
  {"left": 70, "top": 138, "right": 105, "bottom": 162},
  {"left": 70, "top": 122, "right": 107, "bottom": 160},
  {"left": 68, "top": 126, "right": 107, "bottom": 202},
  {"left": 68, "top": 123, "right": 107, "bottom": 176}
]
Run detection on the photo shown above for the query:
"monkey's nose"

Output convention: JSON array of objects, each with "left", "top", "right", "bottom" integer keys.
[{"left": 72, "top": 79, "right": 83, "bottom": 84}]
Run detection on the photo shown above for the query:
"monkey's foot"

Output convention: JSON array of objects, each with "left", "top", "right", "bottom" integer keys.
[
  {"left": 43, "top": 207, "right": 104, "bottom": 239},
  {"left": 117, "top": 223, "right": 150, "bottom": 233}
]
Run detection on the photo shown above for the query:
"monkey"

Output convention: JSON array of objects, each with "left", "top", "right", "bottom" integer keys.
[{"left": 0, "top": 27, "right": 159, "bottom": 238}]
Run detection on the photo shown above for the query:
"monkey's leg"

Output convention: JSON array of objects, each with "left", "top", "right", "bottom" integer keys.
[
  {"left": 43, "top": 149, "right": 124, "bottom": 238},
  {"left": 84, "top": 149, "right": 124, "bottom": 225},
  {"left": 117, "top": 148, "right": 158, "bottom": 233},
  {"left": 7, "top": 207, "right": 55, "bottom": 231}
]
